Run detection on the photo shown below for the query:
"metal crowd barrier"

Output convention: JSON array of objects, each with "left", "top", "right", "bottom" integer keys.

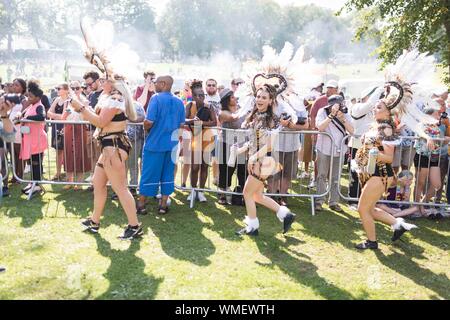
[
  {"left": 9, "top": 119, "right": 144, "bottom": 200},
  {"left": 1, "top": 151, "right": 8, "bottom": 182},
  {"left": 175, "top": 126, "right": 335, "bottom": 216},
  {"left": 9, "top": 119, "right": 336, "bottom": 216},
  {"left": 338, "top": 134, "right": 450, "bottom": 212}
]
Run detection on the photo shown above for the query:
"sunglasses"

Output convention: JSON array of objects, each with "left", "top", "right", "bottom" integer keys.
[
  {"left": 207, "top": 84, "right": 216, "bottom": 87},
  {"left": 71, "top": 87, "right": 81, "bottom": 90}
]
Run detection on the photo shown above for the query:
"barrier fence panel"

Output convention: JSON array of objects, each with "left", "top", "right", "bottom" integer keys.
[
  {"left": 1, "top": 150, "right": 8, "bottom": 182},
  {"left": 9, "top": 120, "right": 144, "bottom": 200},
  {"left": 175, "top": 126, "right": 336, "bottom": 215},
  {"left": 338, "top": 134, "right": 450, "bottom": 215},
  {"left": 9, "top": 119, "right": 336, "bottom": 216}
]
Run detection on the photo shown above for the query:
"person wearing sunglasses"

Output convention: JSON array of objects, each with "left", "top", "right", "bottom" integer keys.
[
  {"left": 205, "top": 78, "right": 221, "bottom": 187},
  {"left": 185, "top": 80, "right": 217, "bottom": 203},
  {"left": 61, "top": 81, "right": 91, "bottom": 190},
  {"left": 83, "top": 71, "right": 103, "bottom": 186},
  {"left": 47, "top": 83, "right": 70, "bottom": 181}
]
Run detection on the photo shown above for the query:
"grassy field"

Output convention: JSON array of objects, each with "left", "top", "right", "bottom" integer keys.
[{"left": 0, "top": 179, "right": 449, "bottom": 300}]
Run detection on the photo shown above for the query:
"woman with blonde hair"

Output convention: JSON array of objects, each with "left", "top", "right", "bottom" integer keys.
[
  {"left": 71, "top": 76, "right": 142, "bottom": 239},
  {"left": 47, "top": 83, "right": 70, "bottom": 181}
]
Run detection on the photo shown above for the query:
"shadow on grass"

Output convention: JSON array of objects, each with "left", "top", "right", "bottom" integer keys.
[
  {"left": 254, "top": 234, "right": 357, "bottom": 299},
  {"left": 374, "top": 248, "right": 450, "bottom": 299},
  {"left": 2, "top": 184, "right": 46, "bottom": 228},
  {"left": 93, "top": 234, "right": 163, "bottom": 300},
  {"left": 143, "top": 191, "right": 216, "bottom": 266}
]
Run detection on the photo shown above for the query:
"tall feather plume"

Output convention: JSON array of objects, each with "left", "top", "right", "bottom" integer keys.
[
  {"left": 385, "top": 49, "right": 438, "bottom": 138},
  {"left": 236, "top": 42, "right": 307, "bottom": 119},
  {"left": 79, "top": 17, "right": 138, "bottom": 121}
]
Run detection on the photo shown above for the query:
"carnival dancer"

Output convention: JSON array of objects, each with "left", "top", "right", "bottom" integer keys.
[
  {"left": 236, "top": 84, "right": 296, "bottom": 236},
  {"left": 352, "top": 50, "right": 437, "bottom": 249},
  {"left": 70, "top": 18, "right": 142, "bottom": 240}
]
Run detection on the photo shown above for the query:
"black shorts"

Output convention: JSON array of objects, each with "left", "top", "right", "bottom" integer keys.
[
  {"left": 414, "top": 153, "right": 439, "bottom": 169},
  {"left": 100, "top": 137, "right": 131, "bottom": 155},
  {"left": 373, "top": 163, "right": 394, "bottom": 178}
]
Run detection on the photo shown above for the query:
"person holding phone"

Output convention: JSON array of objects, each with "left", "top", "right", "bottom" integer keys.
[{"left": 134, "top": 70, "right": 156, "bottom": 111}]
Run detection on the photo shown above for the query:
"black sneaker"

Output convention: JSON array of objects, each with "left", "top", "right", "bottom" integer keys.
[
  {"left": 283, "top": 212, "right": 296, "bottom": 234},
  {"left": 81, "top": 218, "right": 100, "bottom": 233},
  {"left": 355, "top": 240, "right": 378, "bottom": 250},
  {"left": 119, "top": 225, "right": 143, "bottom": 240},
  {"left": 235, "top": 227, "right": 259, "bottom": 236},
  {"left": 111, "top": 192, "right": 118, "bottom": 200},
  {"left": 435, "top": 212, "right": 444, "bottom": 220},
  {"left": 392, "top": 226, "right": 408, "bottom": 242},
  {"left": 0, "top": 266, "right": 5, "bottom": 273}
]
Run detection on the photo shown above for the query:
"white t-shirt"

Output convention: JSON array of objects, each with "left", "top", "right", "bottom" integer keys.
[
  {"left": 205, "top": 93, "right": 221, "bottom": 116},
  {"left": 315, "top": 107, "right": 352, "bottom": 157}
]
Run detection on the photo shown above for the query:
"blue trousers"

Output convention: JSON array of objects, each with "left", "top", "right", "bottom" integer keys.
[{"left": 139, "top": 150, "right": 176, "bottom": 197}]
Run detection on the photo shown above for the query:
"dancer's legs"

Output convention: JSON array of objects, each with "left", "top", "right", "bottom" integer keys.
[
  {"left": 102, "top": 148, "right": 138, "bottom": 226},
  {"left": 91, "top": 159, "right": 108, "bottom": 224},
  {"left": 357, "top": 177, "right": 394, "bottom": 241}
]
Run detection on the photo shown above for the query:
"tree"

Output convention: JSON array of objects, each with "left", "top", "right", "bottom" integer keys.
[{"left": 340, "top": 0, "right": 450, "bottom": 84}]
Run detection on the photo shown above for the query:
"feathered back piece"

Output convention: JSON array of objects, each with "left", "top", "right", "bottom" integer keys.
[
  {"left": 384, "top": 49, "right": 438, "bottom": 138},
  {"left": 80, "top": 18, "right": 137, "bottom": 121},
  {"left": 236, "top": 42, "right": 306, "bottom": 119}
]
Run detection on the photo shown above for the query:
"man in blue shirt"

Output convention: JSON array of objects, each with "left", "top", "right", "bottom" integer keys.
[{"left": 137, "top": 76, "right": 185, "bottom": 215}]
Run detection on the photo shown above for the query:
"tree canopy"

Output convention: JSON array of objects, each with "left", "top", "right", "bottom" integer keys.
[{"left": 340, "top": 0, "right": 450, "bottom": 84}]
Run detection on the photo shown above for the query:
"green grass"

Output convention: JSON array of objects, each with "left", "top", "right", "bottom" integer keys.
[{"left": 0, "top": 181, "right": 449, "bottom": 300}]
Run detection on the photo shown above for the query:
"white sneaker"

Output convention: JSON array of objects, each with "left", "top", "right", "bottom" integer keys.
[
  {"left": 84, "top": 174, "right": 93, "bottom": 182},
  {"left": 308, "top": 179, "right": 316, "bottom": 189},
  {"left": 197, "top": 192, "right": 207, "bottom": 202},
  {"left": 298, "top": 171, "right": 310, "bottom": 179},
  {"left": 348, "top": 204, "right": 358, "bottom": 212},
  {"left": 187, "top": 192, "right": 195, "bottom": 201},
  {"left": 24, "top": 164, "right": 31, "bottom": 174}
]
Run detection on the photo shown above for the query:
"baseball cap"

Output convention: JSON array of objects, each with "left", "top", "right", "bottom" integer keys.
[{"left": 325, "top": 80, "right": 339, "bottom": 89}]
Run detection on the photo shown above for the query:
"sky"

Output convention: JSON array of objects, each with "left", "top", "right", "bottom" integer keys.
[{"left": 149, "top": 0, "right": 348, "bottom": 18}]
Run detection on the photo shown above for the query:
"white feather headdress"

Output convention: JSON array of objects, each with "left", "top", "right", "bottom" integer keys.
[
  {"left": 236, "top": 42, "right": 307, "bottom": 120},
  {"left": 383, "top": 49, "right": 438, "bottom": 138},
  {"left": 79, "top": 18, "right": 137, "bottom": 121}
]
